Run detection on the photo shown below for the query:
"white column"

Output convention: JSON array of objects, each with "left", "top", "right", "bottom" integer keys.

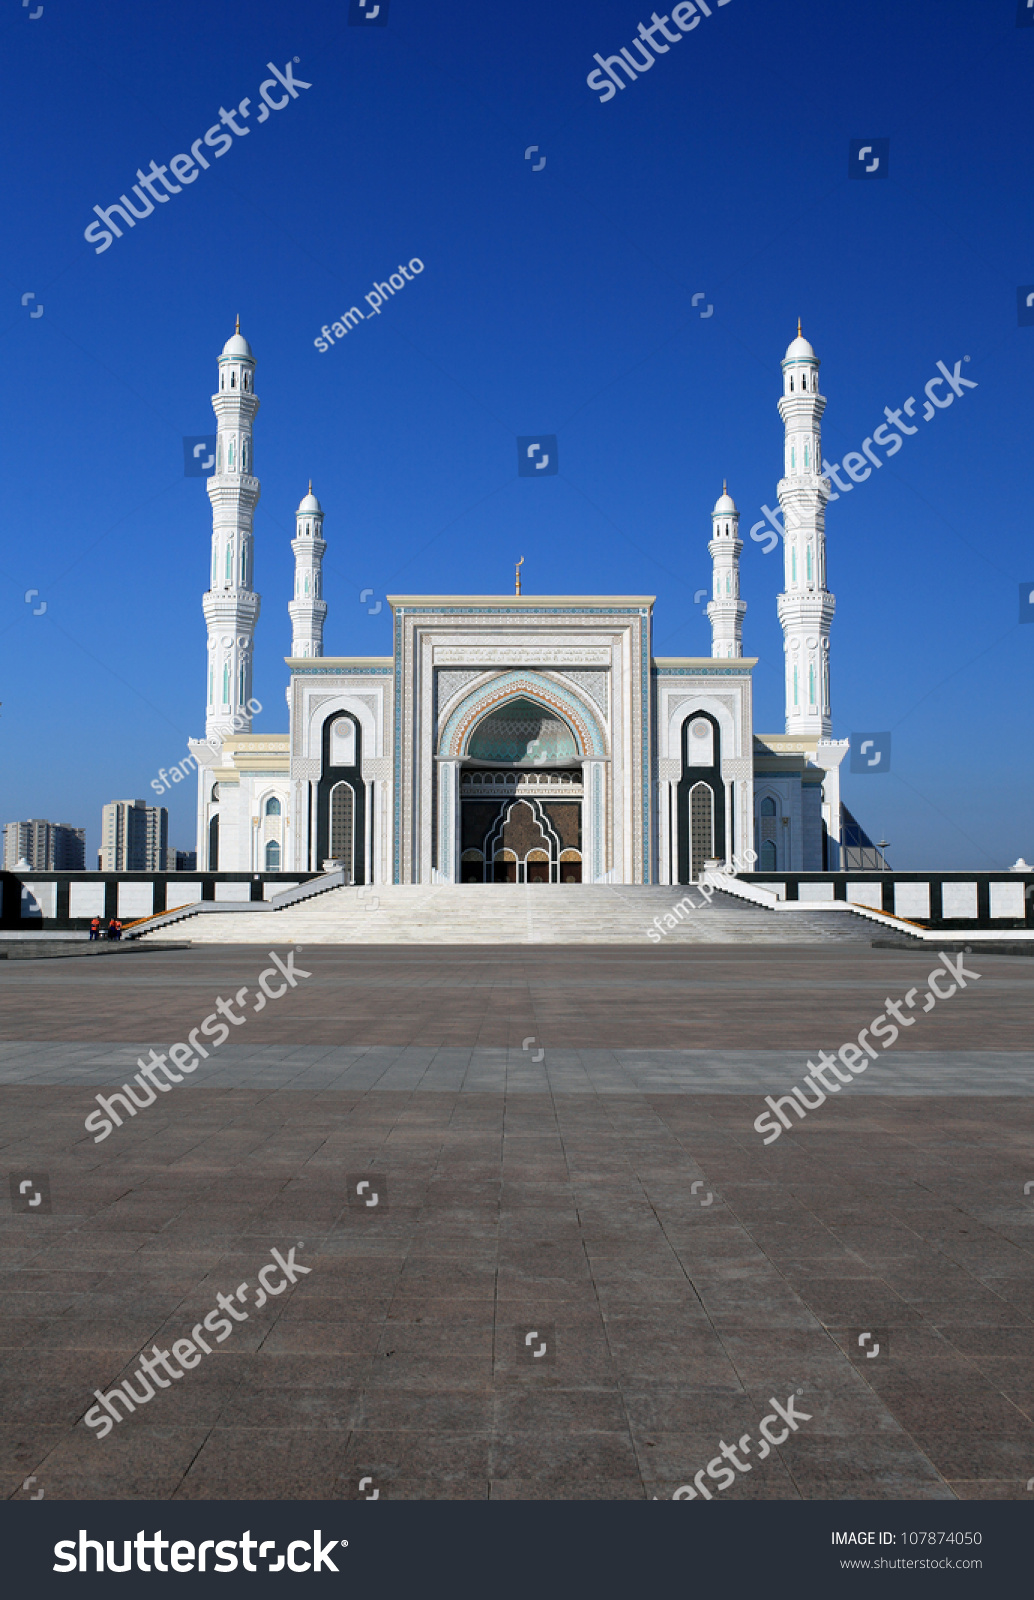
[
  {"left": 437, "top": 761, "right": 461, "bottom": 882},
  {"left": 582, "top": 760, "right": 606, "bottom": 882}
]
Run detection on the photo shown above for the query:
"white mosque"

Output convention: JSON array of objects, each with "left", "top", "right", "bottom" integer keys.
[{"left": 191, "top": 321, "right": 878, "bottom": 885}]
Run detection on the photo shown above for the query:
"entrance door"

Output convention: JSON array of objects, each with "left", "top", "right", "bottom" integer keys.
[
  {"left": 526, "top": 852, "right": 549, "bottom": 884},
  {"left": 559, "top": 851, "right": 582, "bottom": 883},
  {"left": 493, "top": 852, "right": 517, "bottom": 883},
  {"left": 329, "top": 780, "right": 355, "bottom": 882}
]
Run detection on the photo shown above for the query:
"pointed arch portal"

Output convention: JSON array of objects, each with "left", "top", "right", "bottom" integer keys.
[{"left": 452, "top": 691, "right": 586, "bottom": 883}]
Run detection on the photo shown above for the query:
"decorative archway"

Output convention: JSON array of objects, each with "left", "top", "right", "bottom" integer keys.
[
  {"left": 481, "top": 796, "right": 563, "bottom": 883},
  {"left": 439, "top": 672, "right": 608, "bottom": 761},
  {"left": 676, "top": 711, "right": 726, "bottom": 882},
  {"left": 439, "top": 674, "right": 604, "bottom": 885},
  {"left": 316, "top": 713, "right": 366, "bottom": 881}
]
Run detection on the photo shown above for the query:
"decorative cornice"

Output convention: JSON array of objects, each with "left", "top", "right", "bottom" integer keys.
[{"left": 388, "top": 596, "right": 655, "bottom": 610}]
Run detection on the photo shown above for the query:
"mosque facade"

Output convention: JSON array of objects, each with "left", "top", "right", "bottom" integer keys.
[{"left": 192, "top": 324, "right": 860, "bottom": 884}]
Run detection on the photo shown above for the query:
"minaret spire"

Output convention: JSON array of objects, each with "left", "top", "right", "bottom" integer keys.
[
  {"left": 706, "top": 484, "right": 745, "bottom": 658},
  {"left": 289, "top": 484, "right": 327, "bottom": 657},
  {"left": 202, "top": 321, "right": 261, "bottom": 740},
  {"left": 775, "top": 324, "right": 835, "bottom": 736}
]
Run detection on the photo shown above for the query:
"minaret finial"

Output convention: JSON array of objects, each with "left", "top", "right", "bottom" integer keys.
[
  {"left": 236, "top": 313, "right": 240, "bottom": 334},
  {"left": 308, "top": 479, "right": 312, "bottom": 495},
  {"left": 515, "top": 556, "right": 524, "bottom": 596},
  {"left": 797, "top": 316, "right": 802, "bottom": 337},
  {"left": 723, "top": 478, "right": 727, "bottom": 494}
]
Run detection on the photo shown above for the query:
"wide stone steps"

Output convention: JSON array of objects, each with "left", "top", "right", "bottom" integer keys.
[{"left": 158, "top": 884, "right": 879, "bottom": 946}]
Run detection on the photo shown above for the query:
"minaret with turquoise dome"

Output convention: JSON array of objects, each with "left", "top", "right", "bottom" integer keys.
[
  {"left": 775, "top": 320, "right": 835, "bottom": 737},
  {"left": 289, "top": 484, "right": 327, "bottom": 657},
  {"left": 202, "top": 317, "right": 261, "bottom": 739},
  {"left": 706, "top": 482, "right": 746, "bottom": 658}
]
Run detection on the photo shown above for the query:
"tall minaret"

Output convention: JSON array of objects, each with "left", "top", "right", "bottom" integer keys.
[
  {"left": 288, "top": 483, "right": 327, "bottom": 657},
  {"left": 706, "top": 482, "right": 745, "bottom": 658},
  {"left": 775, "top": 322, "right": 835, "bottom": 736},
  {"left": 202, "top": 318, "right": 261, "bottom": 740}
]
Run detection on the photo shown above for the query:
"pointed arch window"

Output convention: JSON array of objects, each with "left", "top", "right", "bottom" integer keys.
[
  {"left": 225, "top": 544, "right": 233, "bottom": 582},
  {"left": 230, "top": 371, "right": 236, "bottom": 389},
  {"left": 222, "top": 663, "right": 230, "bottom": 705},
  {"left": 688, "top": 782, "right": 714, "bottom": 881},
  {"left": 809, "top": 664, "right": 816, "bottom": 705},
  {"left": 806, "top": 546, "right": 813, "bottom": 584},
  {"left": 804, "top": 444, "right": 809, "bottom": 469},
  {"left": 791, "top": 548, "right": 797, "bottom": 583},
  {"left": 227, "top": 438, "right": 236, "bottom": 471},
  {"left": 239, "top": 662, "right": 247, "bottom": 706},
  {"left": 240, "top": 548, "right": 247, "bottom": 585},
  {"left": 265, "top": 839, "right": 281, "bottom": 870},
  {"left": 265, "top": 797, "right": 281, "bottom": 816},
  {"left": 791, "top": 447, "right": 796, "bottom": 471},
  {"left": 329, "top": 781, "right": 355, "bottom": 880},
  {"left": 788, "top": 375, "right": 794, "bottom": 392}
]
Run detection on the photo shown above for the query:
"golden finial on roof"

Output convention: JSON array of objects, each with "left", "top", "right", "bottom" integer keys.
[
  {"left": 723, "top": 478, "right": 727, "bottom": 494},
  {"left": 308, "top": 479, "right": 312, "bottom": 495},
  {"left": 797, "top": 317, "right": 802, "bottom": 337},
  {"left": 235, "top": 313, "right": 241, "bottom": 334},
  {"left": 515, "top": 556, "right": 525, "bottom": 597}
]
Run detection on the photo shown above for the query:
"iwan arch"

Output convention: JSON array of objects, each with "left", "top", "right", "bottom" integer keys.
[{"left": 192, "top": 322, "right": 881, "bottom": 884}]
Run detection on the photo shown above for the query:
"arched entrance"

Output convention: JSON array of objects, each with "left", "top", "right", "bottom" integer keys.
[
  {"left": 329, "top": 780, "right": 356, "bottom": 880},
  {"left": 676, "top": 712, "right": 727, "bottom": 882},
  {"left": 456, "top": 697, "right": 583, "bottom": 882},
  {"left": 316, "top": 713, "right": 366, "bottom": 882}
]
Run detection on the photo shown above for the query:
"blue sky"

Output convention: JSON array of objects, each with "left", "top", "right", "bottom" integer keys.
[{"left": 1, "top": 0, "right": 1031, "bottom": 867}]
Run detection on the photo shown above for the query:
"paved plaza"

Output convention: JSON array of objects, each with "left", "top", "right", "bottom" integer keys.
[{"left": 2, "top": 938, "right": 1033, "bottom": 1500}]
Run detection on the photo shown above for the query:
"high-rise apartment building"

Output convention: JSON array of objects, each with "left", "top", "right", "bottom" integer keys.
[
  {"left": 3, "top": 819, "right": 86, "bottom": 871},
  {"left": 99, "top": 801, "right": 170, "bottom": 871}
]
